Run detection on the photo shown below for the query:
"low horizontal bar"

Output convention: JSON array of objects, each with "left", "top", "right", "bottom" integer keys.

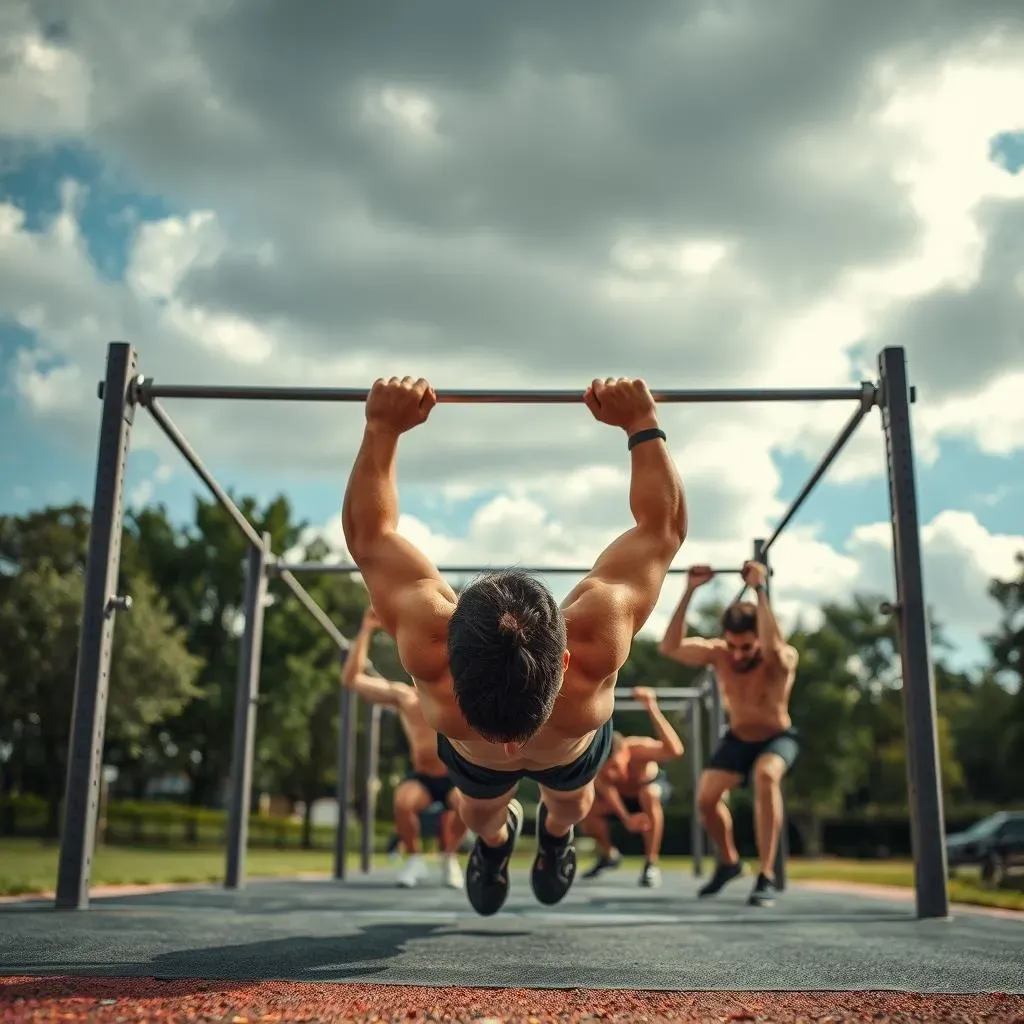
[
  {"left": 616, "top": 687, "right": 703, "bottom": 700},
  {"left": 270, "top": 562, "right": 749, "bottom": 577},
  {"left": 135, "top": 381, "right": 869, "bottom": 405},
  {"left": 615, "top": 701, "right": 690, "bottom": 713}
]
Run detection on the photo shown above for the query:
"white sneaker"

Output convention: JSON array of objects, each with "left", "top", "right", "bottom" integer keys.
[
  {"left": 442, "top": 855, "right": 464, "bottom": 889},
  {"left": 396, "top": 853, "right": 429, "bottom": 888}
]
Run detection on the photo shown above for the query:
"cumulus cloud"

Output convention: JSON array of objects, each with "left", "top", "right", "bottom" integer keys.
[{"left": 2, "top": 0, "right": 1024, "bottom": 658}]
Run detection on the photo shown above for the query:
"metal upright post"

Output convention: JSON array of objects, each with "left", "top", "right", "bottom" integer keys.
[
  {"left": 878, "top": 347, "right": 949, "bottom": 919},
  {"left": 334, "top": 685, "right": 357, "bottom": 880},
  {"left": 225, "top": 533, "right": 269, "bottom": 889},
  {"left": 754, "top": 538, "right": 787, "bottom": 891},
  {"left": 56, "top": 342, "right": 138, "bottom": 910},
  {"left": 362, "top": 704, "right": 382, "bottom": 874},
  {"left": 687, "top": 702, "right": 704, "bottom": 877}
]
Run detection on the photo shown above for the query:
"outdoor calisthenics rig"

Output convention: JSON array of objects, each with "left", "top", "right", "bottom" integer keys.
[{"left": 57, "top": 341, "right": 948, "bottom": 921}]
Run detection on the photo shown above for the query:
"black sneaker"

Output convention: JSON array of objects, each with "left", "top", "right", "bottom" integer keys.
[
  {"left": 697, "top": 859, "right": 743, "bottom": 898},
  {"left": 530, "top": 802, "right": 577, "bottom": 905},
  {"left": 748, "top": 872, "right": 777, "bottom": 907},
  {"left": 639, "top": 862, "right": 662, "bottom": 888},
  {"left": 465, "top": 798, "right": 523, "bottom": 916},
  {"left": 581, "top": 849, "right": 622, "bottom": 879}
]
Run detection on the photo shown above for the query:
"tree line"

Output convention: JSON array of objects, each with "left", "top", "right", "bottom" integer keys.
[{"left": 1, "top": 498, "right": 1022, "bottom": 851}]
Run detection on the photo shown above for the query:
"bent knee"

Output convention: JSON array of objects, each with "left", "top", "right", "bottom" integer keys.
[
  {"left": 393, "top": 783, "right": 430, "bottom": 815},
  {"left": 753, "top": 757, "right": 786, "bottom": 788},
  {"left": 637, "top": 785, "right": 664, "bottom": 811},
  {"left": 542, "top": 784, "right": 594, "bottom": 820}
]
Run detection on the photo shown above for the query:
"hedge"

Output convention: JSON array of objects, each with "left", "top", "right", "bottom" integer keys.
[
  {"left": 3, "top": 793, "right": 1017, "bottom": 859},
  {"left": 0, "top": 794, "right": 378, "bottom": 850}
]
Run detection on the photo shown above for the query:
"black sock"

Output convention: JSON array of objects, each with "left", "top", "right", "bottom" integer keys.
[
  {"left": 540, "top": 821, "right": 571, "bottom": 848},
  {"left": 479, "top": 817, "right": 515, "bottom": 859}
]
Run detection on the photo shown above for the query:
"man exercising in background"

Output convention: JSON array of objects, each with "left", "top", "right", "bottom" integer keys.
[
  {"left": 341, "top": 606, "right": 468, "bottom": 889},
  {"left": 658, "top": 562, "right": 799, "bottom": 907},
  {"left": 342, "top": 376, "right": 687, "bottom": 916},
  {"left": 580, "top": 686, "right": 685, "bottom": 888}
]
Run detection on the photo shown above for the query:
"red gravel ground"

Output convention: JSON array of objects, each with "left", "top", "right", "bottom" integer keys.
[{"left": 1, "top": 978, "right": 1022, "bottom": 1023}]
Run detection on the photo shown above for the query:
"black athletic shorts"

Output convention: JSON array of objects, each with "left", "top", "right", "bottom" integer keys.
[
  {"left": 708, "top": 727, "right": 800, "bottom": 783},
  {"left": 436, "top": 720, "right": 615, "bottom": 801},
  {"left": 606, "top": 772, "right": 673, "bottom": 817},
  {"left": 403, "top": 771, "right": 456, "bottom": 807}
]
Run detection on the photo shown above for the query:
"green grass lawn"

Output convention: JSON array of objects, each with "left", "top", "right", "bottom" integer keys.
[{"left": 2, "top": 838, "right": 1021, "bottom": 911}]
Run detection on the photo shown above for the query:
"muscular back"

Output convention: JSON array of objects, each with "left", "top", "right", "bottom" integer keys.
[
  {"left": 711, "top": 643, "right": 798, "bottom": 742},
  {"left": 410, "top": 582, "right": 630, "bottom": 771}
]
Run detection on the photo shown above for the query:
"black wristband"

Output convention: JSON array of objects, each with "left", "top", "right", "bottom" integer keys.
[{"left": 627, "top": 427, "right": 667, "bottom": 451}]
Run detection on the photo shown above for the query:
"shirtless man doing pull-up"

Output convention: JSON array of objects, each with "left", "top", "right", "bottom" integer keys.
[
  {"left": 341, "top": 606, "right": 468, "bottom": 889},
  {"left": 659, "top": 562, "right": 799, "bottom": 907},
  {"left": 342, "top": 376, "right": 687, "bottom": 916}
]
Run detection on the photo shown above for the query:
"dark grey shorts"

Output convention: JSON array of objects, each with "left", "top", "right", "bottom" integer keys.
[
  {"left": 606, "top": 772, "right": 673, "bottom": 816},
  {"left": 708, "top": 727, "right": 800, "bottom": 783},
  {"left": 436, "top": 720, "right": 614, "bottom": 801},
  {"left": 403, "top": 771, "right": 456, "bottom": 807}
]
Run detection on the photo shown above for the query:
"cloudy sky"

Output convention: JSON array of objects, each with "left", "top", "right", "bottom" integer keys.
[{"left": 2, "top": 0, "right": 1023, "bottom": 670}]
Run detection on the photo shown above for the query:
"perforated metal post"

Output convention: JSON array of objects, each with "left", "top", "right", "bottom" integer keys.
[
  {"left": 687, "top": 703, "right": 704, "bottom": 876},
  {"left": 362, "top": 704, "right": 382, "bottom": 874},
  {"left": 225, "top": 534, "right": 269, "bottom": 890},
  {"left": 878, "top": 347, "right": 949, "bottom": 919},
  {"left": 334, "top": 685, "right": 357, "bottom": 880},
  {"left": 754, "top": 538, "right": 787, "bottom": 891},
  {"left": 56, "top": 343, "right": 137, "bottom": 910}
]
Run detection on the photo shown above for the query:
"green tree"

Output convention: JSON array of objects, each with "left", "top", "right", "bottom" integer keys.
[
  {"left": 984, "top": 551, "right": 1024, "bottom": 798},
  {"left": 784, "top": 620, "right": 872, "bottom": 853},
  {"left": 257, "top": 547, "right": 376, "bottom": 845},
  {"left": 0, "top": 560, "right": 202, "bottom": 833},
  {"left": 129, "top": 494, "right": 306, "bottom": 805}
]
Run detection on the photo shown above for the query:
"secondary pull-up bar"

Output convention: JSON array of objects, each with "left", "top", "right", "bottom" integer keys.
[
  {"left": 131, "top": 380, "right": 875, "bottom": 405},
  {"left": 269, "top": 561, "right": 751, "bottom": 577}
]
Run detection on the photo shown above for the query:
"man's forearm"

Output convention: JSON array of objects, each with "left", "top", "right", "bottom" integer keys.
[
  {"left": 342, "top": 425, "right": 401, "bottom": 558},
  {"left": 626, "top": 418, "right": 687, "bottom": 541},
  {"left": 597, "top": 782, "right": 630, "bottom": 820},
  {"left": 341, "top": 625, "right": 373, "bottom": 686},
  {"left": 648, "top": 706, "right": 684, "bottom": 756},
  {"left": 756, "top": 588, "right": 785, "bottom": 649},
  {"left": 659, "top": 586, "right": 696, "bottom": 653}
]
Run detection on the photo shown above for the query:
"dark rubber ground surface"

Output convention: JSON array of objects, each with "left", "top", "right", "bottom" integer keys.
[{"left": 1, "top": 867, "right": 1021, "bottom": 992}]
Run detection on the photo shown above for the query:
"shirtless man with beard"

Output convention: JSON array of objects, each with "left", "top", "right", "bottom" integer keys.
[
  {"left": 659, "top": 562, "right": 799, "bottom": 907},
  {"left": 341, "top": 606, "right": 468, "bottom": 890}
]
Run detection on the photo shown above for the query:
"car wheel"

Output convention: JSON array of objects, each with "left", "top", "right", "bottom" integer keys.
[{"left": 981, "top": 853, "right": 1006, "bottom": 887}]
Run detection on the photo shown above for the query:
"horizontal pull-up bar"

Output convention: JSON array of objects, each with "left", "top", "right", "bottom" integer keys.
[
  {"left": 269, "top": 561, "right": 753, "bottom": 577},
  {"left": 129, "top": 380, "right": 874, "bottom": 405}
]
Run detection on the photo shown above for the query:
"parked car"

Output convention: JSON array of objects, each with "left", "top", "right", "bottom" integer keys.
[{"left": 945, "top": 811, "right": 1024, "bottom": 885}]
